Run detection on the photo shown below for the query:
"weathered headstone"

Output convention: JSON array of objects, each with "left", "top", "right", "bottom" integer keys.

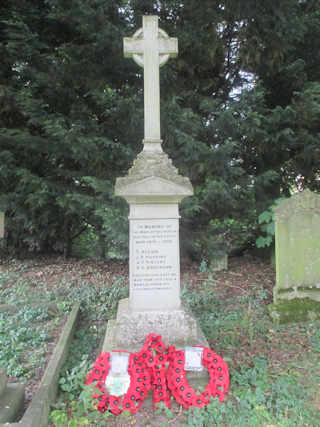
[
  {"left": 210, "top": 252, "right": 228, "bottom": 272},
  {"left": 269, "top": 189, "right": 320, "bottom": 322},
  {"left": 103, "top": 16, "right": 208, "bottom": 352}
]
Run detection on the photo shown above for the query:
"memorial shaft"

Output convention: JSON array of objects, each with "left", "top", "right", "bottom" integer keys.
[{"left": 143, "top": 17, "right": 161, "bottom": 141}]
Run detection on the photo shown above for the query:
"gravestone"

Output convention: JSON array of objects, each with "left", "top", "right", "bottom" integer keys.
[
  {"left": 269, "top": 190, "right": 320, "bottom": 322},
  {"left": 103, "top": 16, "right": 208, "bottom": 352},
  {"left": 210, "top": 252, "right": 228, "bottom": 272}
]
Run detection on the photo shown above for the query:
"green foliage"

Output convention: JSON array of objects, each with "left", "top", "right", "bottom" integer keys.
[
  {"left": 0, "top": 0, "right": 136, "bottom": 257},
  {"left": 0, "top": 305, "right": 60, "bottom": 379},
  {"left": 255, "top": 198, "right": 284, "bottom": 248},
  {"left": 183, "top": 361, "right": 318, "bottom": 427},
  {"left": 50, "top": 384, "right": 110, "bottom": 427},
  {"left": 59, "top": 356, "right": 89, "bottom": 401},
  {"left": 310, "top": 321, "right": 320, "bottom": 354},
  {"left": 155, "top": 401, "right": 174, "bottom": 419},
  {"left": 181, "top": 278, "right": 319, "bottom": 427},
  {"left": 41, "top": 261, "right": 320, "bottom": 425}
]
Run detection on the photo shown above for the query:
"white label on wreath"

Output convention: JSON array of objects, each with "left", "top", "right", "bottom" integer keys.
[
  {"left": 110, "top": 352, "right": 129, "bottom": 375},
  {"left": 105, "top": 373, "right": 131, "bottom": 397},
  {"left": 184, "top": 347, "right": 203, "bottom": 371}
]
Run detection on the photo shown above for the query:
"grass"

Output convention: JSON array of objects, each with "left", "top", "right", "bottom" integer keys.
[{"left": 1, "top": 259, "right": 319, "bottom": 426}]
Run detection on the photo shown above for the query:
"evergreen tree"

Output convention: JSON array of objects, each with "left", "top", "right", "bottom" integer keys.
[
  {"left": 0, "top": 0, "right": 138, "bottom": 256},
  {"left": 1, "top": 0, "right": 319, "bottom": 258}
]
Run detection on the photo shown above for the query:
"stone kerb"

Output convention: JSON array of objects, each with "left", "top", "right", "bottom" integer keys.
[
  {"left": 0, "top": 212, "right": 4, "bottom": 239},
  {"left": 0, "top": 303, "right": 80, "bottom": 427},
  {"left": 270, "top": 190, "right": 320, "bottom": 322}
]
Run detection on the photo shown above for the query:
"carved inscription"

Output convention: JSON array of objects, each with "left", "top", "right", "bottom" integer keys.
[{"left": 131, "top": 219, "right": 178, "bottom": 291}]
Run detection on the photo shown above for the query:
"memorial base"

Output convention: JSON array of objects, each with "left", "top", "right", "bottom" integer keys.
[
  {"left": 102, "top": 298, "right": 210, "bottom": 391},
  {"left": 102, "top": 298, "right": 208, "bottom": 353}
]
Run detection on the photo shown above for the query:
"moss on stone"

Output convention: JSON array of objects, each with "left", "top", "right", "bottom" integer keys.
[
  {"left": 268, "top": 298, "right": 320, "bottom": 324},
  {"left": 277, "top": 286, "right": 320, "bottom": 295}
]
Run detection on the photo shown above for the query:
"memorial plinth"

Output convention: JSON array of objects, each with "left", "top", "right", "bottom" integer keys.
[
  {"left": 116, "top": 150, "right": 192, "bottom": 311},
  {"left": 103, "top": 150, "right": 208, "bottom": 352}
]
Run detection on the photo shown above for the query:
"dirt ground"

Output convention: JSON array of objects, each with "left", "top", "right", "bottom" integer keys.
[
  {"left": 0, "top": 253, "right": 275, "bottom": 299},
  {"left": 2, "top": 255, "right": 318, "bottom": 426},
  {"left": 0, "top": 255, "right": 273, "bottom": 423}
]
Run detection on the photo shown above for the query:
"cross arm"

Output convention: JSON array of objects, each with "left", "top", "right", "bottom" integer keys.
[
  {"left": 158, "top": 37, "right": 178, "bottom": 58},
  {"left": 123, "top": 37, "right": 144, "bottom": 57},
  {"left": 123, "top": 36, "right": 178, "bottom": 59}
]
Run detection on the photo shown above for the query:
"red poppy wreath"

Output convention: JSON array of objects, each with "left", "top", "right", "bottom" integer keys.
[
  {"left": 167, "top": 346, "right": 230, "bottom": 409},
  {"left": 86, "top": 337, "right": 230, "bottom": 415},
  {"left": 86, "top": 351, "right": 151, "bottom": 415},
  {"left": 133, "top": 333, "right": 174, "bottom": 409}
]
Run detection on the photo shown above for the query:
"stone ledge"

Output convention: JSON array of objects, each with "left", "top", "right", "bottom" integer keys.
[
  {"left": 103, "top": 298, "right": 208, "bottom": 353},
  {"left": 268, "top": 298, "right": 320, "bottom": 324},
  {"left": 274, "top": 286, "right": 320, "bottom": 303},
  {"left": 0, "top": 302, "right": 80, "bottom": 427}
]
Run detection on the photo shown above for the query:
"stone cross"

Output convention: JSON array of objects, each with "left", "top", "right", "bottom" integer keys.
[{"left": 123, "top": 15, "right": 178, "bottom": 148}]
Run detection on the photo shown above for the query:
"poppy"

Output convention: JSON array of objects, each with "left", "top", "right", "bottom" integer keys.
[
  {"left": 192, "top": 395, "right": 204, "bottom": 408},
  {"left": 122, "top": 396, "right": 136, "bottom": 413}
]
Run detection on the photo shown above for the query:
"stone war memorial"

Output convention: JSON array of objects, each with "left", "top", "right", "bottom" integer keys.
[
  {"left": 102, "top": 16, "right": 208, "bottom": 353},
  {"left": 269, "top": 189, "right": 320, "bottom": 323}
]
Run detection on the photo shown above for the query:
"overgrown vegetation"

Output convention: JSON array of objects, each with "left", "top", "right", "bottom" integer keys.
[
  {"left": 15, "top": 259, "right": 314, "bottom": 426},
  {"left": 1, "top": 257, "right": 319, "bottom": 425},
  {"left": 0, "top": 274, "right": 67, "bottom": 381}
]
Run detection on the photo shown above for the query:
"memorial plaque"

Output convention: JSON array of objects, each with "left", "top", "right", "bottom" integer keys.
[
  {"left": 130, "top": 218, "right": 180, "bottom": 310},
  {"left": 110, "top": 352, "right": 130, "bottom": 375},
  {"left": 105, "top": 352, "right": 130, "bottom": 396},
  {"left": 105, "top": 374, "right": 130, "bottom": 396},
  {"left": 184, "top": 347, "right": 203, "bottom": 372}
]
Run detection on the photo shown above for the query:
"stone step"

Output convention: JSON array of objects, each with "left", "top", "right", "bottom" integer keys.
[
  {"left": 0, "top": 383, "right": 25, "bottom": 424},
  {"left": 0, "top": 370, "right": 7, "bottom": 397}
]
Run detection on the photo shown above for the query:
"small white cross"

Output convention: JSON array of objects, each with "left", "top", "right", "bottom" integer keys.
[{"left": 124, "top": 16, "right": 178, "bottom": 150}]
